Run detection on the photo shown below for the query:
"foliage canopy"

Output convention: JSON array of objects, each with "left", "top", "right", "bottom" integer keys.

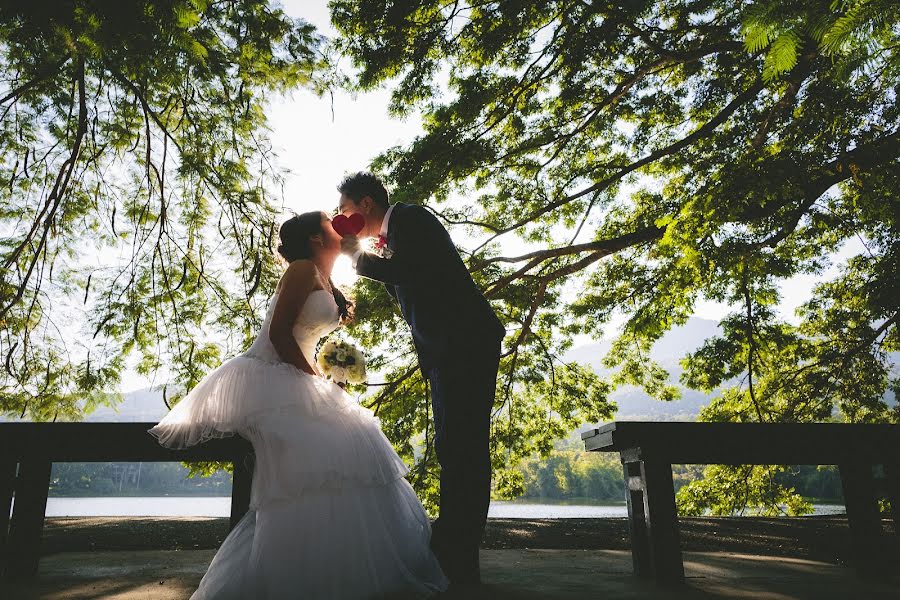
[
  {"left": 2, "top": 1, "right": 898, "bottom": 514},
  {"left": 332, "top": 0, "right": 899, "bottom": 512},
  {"left": 1, "top": 0, "right": 322, "bottom": 418}
]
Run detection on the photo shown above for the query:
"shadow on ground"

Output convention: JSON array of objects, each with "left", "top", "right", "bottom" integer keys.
[{"left": 2, "top": 548, "right": 899, "bottom": 599}]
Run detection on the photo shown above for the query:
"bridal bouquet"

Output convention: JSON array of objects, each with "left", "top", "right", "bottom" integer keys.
[{"left": 317, "top": 339, "right": 366, "bottom": 386}]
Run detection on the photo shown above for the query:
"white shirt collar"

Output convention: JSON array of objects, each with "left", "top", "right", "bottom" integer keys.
[{"left": 379, "top": 204, "right": 395, "bottom": 238}]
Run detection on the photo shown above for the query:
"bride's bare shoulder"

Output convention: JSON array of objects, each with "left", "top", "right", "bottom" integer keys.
[
  {"left": 270, "top": 261, "right": 318, "bottom": 338},
  {"left": 276, "top": 260, "right": 317, "bottom": 293}
]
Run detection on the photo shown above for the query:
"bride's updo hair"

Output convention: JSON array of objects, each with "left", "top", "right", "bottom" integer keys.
[{"left": 277, "top": 212, "right": 353, "bottom": 321}]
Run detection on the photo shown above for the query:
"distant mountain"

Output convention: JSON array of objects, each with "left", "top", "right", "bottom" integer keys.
[
  {"left": 3, "top": 315, "right": 893, "bottom": 425},
  {"left": 565, "top": 317, "right": 722, "bottom": 376},
  {"left": 565, "top": 317, "right": 722, "bottom": 423},
  {"left": 80, "top": 320, "right": 722, "bottom": 424},
  {"left": 0, "top": 387, "right": 171, "bottom": 423},
  {"left": 565, "top": 317, "right": 898, "bottom": 426},
  {"left": 81, "top": 387, "right": 172, "bottom": 422}
]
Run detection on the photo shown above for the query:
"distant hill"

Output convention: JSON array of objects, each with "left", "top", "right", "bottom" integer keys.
[
  {"left": 3, "top": 316, "right": 894, "bottom": 425},
  {"left": 564, "top": 317, "right": 723, "bottom": 424},
  {"left": 0, "top": 387, "right": 171, "bottom": 423},
  {"left": 68, "top": 318, "right": 723, "bottom": 424},
  {"left": 81, "top": 387, "right": 172, "bottom": 422},
  {"left": 566, "top": 317, "right": 897, "bottom": 428}
]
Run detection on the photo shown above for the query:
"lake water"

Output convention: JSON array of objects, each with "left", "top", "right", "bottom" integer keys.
[{"left": 27, "top": 497, "right": 847, "bottom": 518}]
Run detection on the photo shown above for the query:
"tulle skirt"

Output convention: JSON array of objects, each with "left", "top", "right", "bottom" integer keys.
[{"left": 147, "top": 352, "right": 449, "bottom": 599}]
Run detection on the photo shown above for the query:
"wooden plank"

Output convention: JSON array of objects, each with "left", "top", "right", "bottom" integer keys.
[
  {"left": 0, "top": 459, "right": 16, "bottom": 577},
  {"left": 230, "top": 451, "right": 254, "bottom": 530},
  {"left": 839, "top": 462, "right": 887, "bottom": 578},
  {"left": 581, "top": 422, "right": 619, "bottom": 439},
  {"left": 581, "top": 422, "right": 899, "bottom": 465},
  {"left": 580, "top": 428, "right": 599, "bottom": 441},
  {"left": 2, "top": 420, "right": 896, "bottom": 464},
  {"left": 5, "top": 458, "right": 51, "bottom": 580},
  {"left": 641, "top": 460, "right": 684, "bottom": 584},
  {"left": 583, "top": 431, "right": 614, "bottom": 452},
  {"left": 7, "top": 421, "right": 893, "bottom": 464},
  {"left": 0, "top": 423, "right": 251, "bottom": 462},
  {"left": 623, "top": 460, "right": 651, "bottom": 579}
]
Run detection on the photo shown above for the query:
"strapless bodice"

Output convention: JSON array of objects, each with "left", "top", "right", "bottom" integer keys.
[{"left": 245, "top": 289, "right": 340, "bottom": 366}]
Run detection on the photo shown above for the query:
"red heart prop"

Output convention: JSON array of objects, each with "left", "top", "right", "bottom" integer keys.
[{"left": 332, "top": 213, "right": 365, "bottom": 237}]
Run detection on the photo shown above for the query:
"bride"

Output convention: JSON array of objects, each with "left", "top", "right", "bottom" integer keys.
[{"left": 147, "top": 211, "right": 449, "bottom": 599}]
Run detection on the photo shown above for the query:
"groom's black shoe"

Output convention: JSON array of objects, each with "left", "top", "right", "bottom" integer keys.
[
  {"left": 438, "top": 580, "right": 489, "bottom": 599},
  {"left": 448, "top": 558, "right": 480, "bottom": 587},
  {"left": 431, "top": 547, "right": 479, "bottom": 583},
  {"left": 431, "top": 526, "right": 483, "bottom": 591}
]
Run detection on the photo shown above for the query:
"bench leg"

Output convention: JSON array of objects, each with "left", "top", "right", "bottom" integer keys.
[
  {"left": 839, "top": 462, "right": 886, "bottom": 577},
  {"left": 0, "top": 459, "right": 16, "bottom": 577},
  {"left": 622, "top": 458, "right": 684, "bottom": 584},
  {"left": 624, "top": 460, "right": 651, "bottom": 578},
  {"left": 641, "top": 460, "right": 685, "bottom": 584},
  {"left": 5, "top": 458, "right": 51, "bottom": 580},
  {"left": 230, "top": 451, "right": 254, "bottom": 530}
]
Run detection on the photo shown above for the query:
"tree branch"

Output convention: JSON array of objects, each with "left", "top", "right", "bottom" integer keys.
[
  {"left": 477, "top": 224, "right": 666, "bottom": 268},
  {"left": 105, "top": 65, "right": 184, "bottom": 155},
  {"left": 751, "top": 51, "right": 816, "bottom": 150},
  {"left": 0, "top": 58, "right": 69, "bottom": 105},
  {"left": 1, "top": 56, "right": 87, "bottom": 321},
  {"left": 363, "top": 364, "right": 420, "bottom": 416},
  {"left": 475, "top": 77, "right": 765, "bottom": 247},
  {"left": 753, "top": 128, "right": 900, "bottom": 249}
]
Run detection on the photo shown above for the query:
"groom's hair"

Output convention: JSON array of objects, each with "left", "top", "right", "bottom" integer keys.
[{"left": 337, "top": 171, "right": 390, "bottom": 209}]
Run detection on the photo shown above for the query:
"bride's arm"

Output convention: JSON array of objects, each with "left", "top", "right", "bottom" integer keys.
[{"left": 269, "top": 260, "right": 320, "bottom": 376}]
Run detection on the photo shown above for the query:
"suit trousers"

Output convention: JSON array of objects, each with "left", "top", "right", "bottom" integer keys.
[{"left": 426, "top": 340, "right": 501, "bottom": 583}]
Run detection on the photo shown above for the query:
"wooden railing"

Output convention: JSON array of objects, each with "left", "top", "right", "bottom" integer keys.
[
  {"left": 0, "top": 422, "right": 254, "bottom": 581},
  {"left": 4, "top": 421, "right": 898, "bottom": 584},
  {"left": 582, "top": 421, "right": 900, "bottom": 584}
]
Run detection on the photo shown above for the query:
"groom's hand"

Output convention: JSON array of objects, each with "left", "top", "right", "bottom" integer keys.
[{"left": 340, "top": 236, "right": 360, "bottom": 256}]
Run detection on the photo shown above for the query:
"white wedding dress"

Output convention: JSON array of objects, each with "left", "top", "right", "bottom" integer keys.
[{"left": 147, "top": 277, "right": 449, "bottom": 599}]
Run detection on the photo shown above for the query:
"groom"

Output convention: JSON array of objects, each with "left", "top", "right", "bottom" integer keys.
[{"left": 337, "top": 171, "right": 505, "bottom": 590}]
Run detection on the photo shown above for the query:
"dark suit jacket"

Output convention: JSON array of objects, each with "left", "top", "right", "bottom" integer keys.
[{"left": 355, "top": 203, "right": 505, "bottom": 372}]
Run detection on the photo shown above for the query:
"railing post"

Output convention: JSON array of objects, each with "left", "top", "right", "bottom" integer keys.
[
  {"left": 622, "top": 458, "right": 651, "bottom": 578},
  {"left": 640, "top": 459, "right": 684, "bottom": 584},
  {"left": 5, "top": 457, "right": 52, "bottom": 580},
  {"left": 839, "top": 462, "right": 888, "bottom": 577},
  {"left": 0, "top": 459, "right": 17, "bottom": 577},
  {"left": 620, "top": 452, "right": 684, "bottom": 584}
]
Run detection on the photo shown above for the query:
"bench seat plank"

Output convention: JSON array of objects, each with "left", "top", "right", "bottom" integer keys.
[{"left": 582, "top": 422, "right": 897, "bottom": 465}]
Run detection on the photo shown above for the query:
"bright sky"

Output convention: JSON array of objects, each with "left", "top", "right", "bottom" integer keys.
[{"left": 118, "top": 0, "right": 861, "bottom": 392}]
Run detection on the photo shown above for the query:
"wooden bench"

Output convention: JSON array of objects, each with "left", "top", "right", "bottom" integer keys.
[
  {"left": 0, "top": 422, "right": 254, "bottom": 581},
  {"left": 581, "top": 421, "right": 900, "bottom": 584}
]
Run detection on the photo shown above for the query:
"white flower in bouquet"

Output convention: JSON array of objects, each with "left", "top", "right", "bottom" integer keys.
[
  {"left": 331, "top": 366, "right": 348, "bottom": 384},
  {"left": 316, "top": 339, "right": 366, "bottom": 385}
]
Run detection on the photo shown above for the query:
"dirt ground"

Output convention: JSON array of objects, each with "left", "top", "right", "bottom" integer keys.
[
  {"left": 5, "top": 548, "right": 900, "bottom": 600},
  {"left": 40, "top": 515, "right": 897, "bottom": 566}
]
